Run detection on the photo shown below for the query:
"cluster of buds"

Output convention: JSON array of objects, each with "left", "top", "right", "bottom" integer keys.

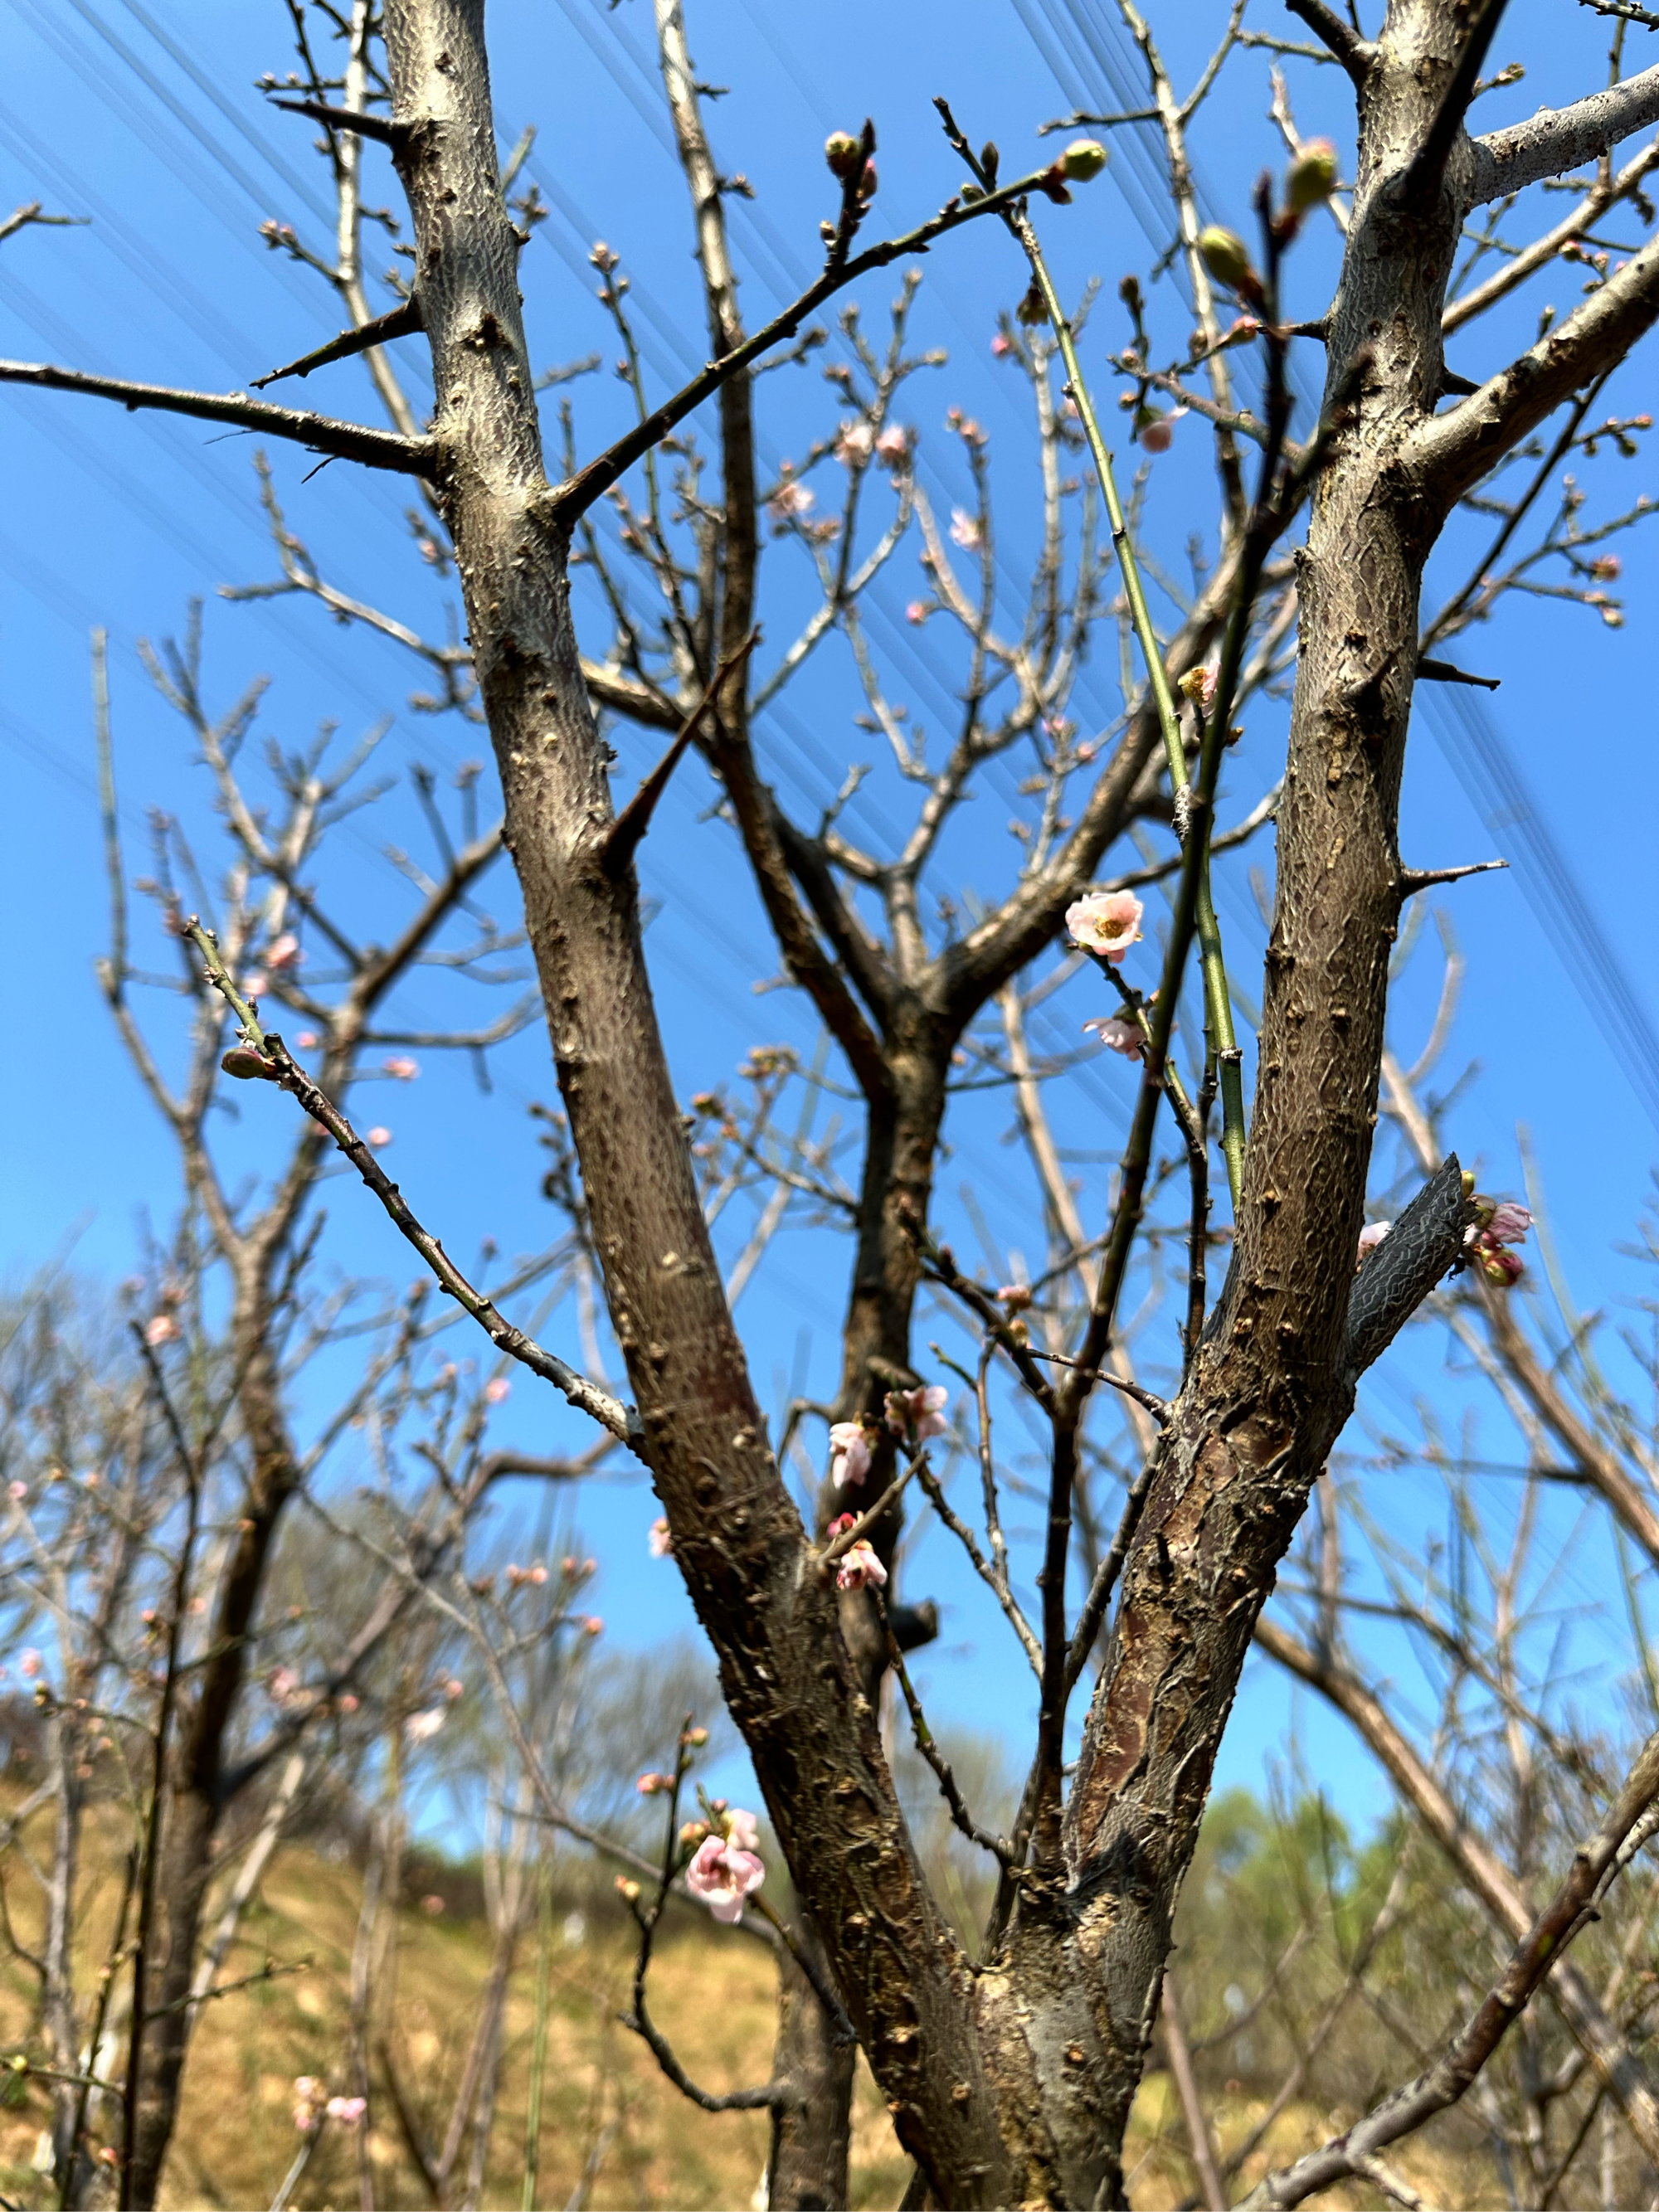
[
  {"left": 292, "top": 2078, "right": 366, "bottom": 2135},
  {"left": 1466, "top": 1194, "right": 1532, "bottom": 1286}
]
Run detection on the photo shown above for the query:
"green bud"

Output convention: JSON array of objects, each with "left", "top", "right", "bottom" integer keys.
[
  {"left": 1059, "top": 139, "right": 1107, "bottom": 182},
  {"left": 221, "top": 1047, "right": 279, "bottom": 1083},
  {"left": 1287, "top": 139, "right": 1339, "bottom": 215},
  {"left": 825, "top": 132, "right": 862, "bottom": 182},
  {"left": 1198, "top": 226, "right": 1254, "bottom": 291}
]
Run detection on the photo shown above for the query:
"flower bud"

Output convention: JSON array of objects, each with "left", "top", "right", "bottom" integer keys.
[
  {"left": 1286, "top": 139, "right": 1338, "bottom": 215},
  {"left": 615, "top": 1877, "right": 641, "bottom": 1903},
  {"left": 1198, "top": 226, "right": 1254, "bottom": 291},
  {"left": 857, "top": 158, "right": 878, "bottom": 202},
  {"left": 1059, "top": 139, "right": 1107, "bottom": 182},
  {"left": 825, "top": 132, "right": 862, "bottom": 180},
  {"left": 682, "top": 1725, "right": 709, "bottom": 1748},
  {"left": 221, "top": 1046, "right": 278, "bottom": 1082}
]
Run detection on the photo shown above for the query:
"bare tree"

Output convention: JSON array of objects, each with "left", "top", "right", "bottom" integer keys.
[{"left": 8, "top": 0, "right": 1659, "bottom": 2204}]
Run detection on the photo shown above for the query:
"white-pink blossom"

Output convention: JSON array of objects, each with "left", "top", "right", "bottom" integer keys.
[
  {"left": 1065, "top": 890, "right": 1145, "bottom": 963},
  {"left": 145, "top": 1314, "right": 179, "bottom": 1347},
  {"left": 948, "top": 507, "right": 984, "bottom": 551},
  {"left": 1485, "top": 1202, "right": 1532, "bottom": 1246},
  {"left": 834, "top": 420, "right": 873, "bottom": 466},
  {"left": 405, "top": 1706, "right": 446, "bottom": 1746},
  {"left": 1358, "top": 1220, "right": 1391, "bottom": 1259},
  {"left": 990, "top": 333, "right": 1013, "bottom": 357},
  {"left": 905, "top": 600, "right": 929, "bottom": 625},
  {"left": 766, "top": 481, "right": 815, "bottom": 527},
  {"left": 382, "top": 1055, "right": 420, "bottom": 1081},
  {"left": 885, "top": 1383, "right": 948, "bottom": 1443},
  {"left": 19, "top": 1649, "right": 41, "bottom": 1679},
  {"left": 268, "top": 1665, "right": 300, "bottom": 1704},
  {"left": 649, "top": 1515, "right": 673, "bottom": 1558},
  {"left": 873, "top": 425, "right": 910, "bottom": 466},
  {"left": 484, "top": 1376, "right": 511, "bottom": 1403},
  {"left": 684, "top": 1832, "right": 766, "bottom": 1924},
  {"left": 265, "top": 931, "right": 301, "bottom": 970},
  {"left": 326, "top": 2097, "right": 367, "bottom": 2124},
  {"left": 366, "top": 1126, "right": 392, "bottom": 1149},
  {"left": 723, "top": 1806, "right": 761, "bottom": 1854},
  {"left": 1082, "top": 1014, "right": 1143, "bottom": 1060},
  {"left": 829, "top": 1420, "right": 873, "bottom": 1489},
  {"left": 836, "top": 1539, "right": 888, "bottom": 1592},
  {"left": 1137, "top": 405, "right": 1189, "bottom": 454}
]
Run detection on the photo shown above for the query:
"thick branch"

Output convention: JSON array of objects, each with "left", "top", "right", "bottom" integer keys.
[
  {"left": 1469, "top": 59, "right": 1659, "bottom": 205},
  {"left": 0, "top": 360, "right": 431, "bottom": 474}
]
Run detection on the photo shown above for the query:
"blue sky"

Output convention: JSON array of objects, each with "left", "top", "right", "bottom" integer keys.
[{"left": 2, "top": 0, "right": 1657, "bottom": 1840}]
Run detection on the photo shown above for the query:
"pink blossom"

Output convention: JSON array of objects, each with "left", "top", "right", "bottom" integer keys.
[
  {"left": 326, "top": 2097, "right": 367, "bottom": 2124},
  {"left": 382, "top": 1055, "right": 420, "bottom": 1081},
  {"left": 444, "top": 1676, "right": 465, "bottom": 1700},
  {"left": 145, "top": 1314, "right": 179, "bottom": 1346},
  {"left": 338, "top": 1693, "right": 360, "bottom": 1714},
  {"left": 684, "top": 1832, "right": 766, "bottom": 1924},
  {"left": 294, "top": 1030, "right": 320, "bottom": 1049},
  {"left": 637, "top": 1771, "right": 673, "bottom": 1796},
  {"left": 723, "top": 1806, "right": 761, "bottom": 1854},
  {"left": 996, "top": 1284, "right": 1033, "bottom": 1312},
  {"left": 265, "top": 932, "right": 301, "bottom": 970},
  {"left": 1082, "top": 1014, "right": 1142, "bottom": 1060},
  {"left": 405, "top": 1706, "right": 446, "bottom": 1746},
  {"left": 946, "top": 407, "right": 985, "bottom": 444},
  {"left": 885, "top": 1383, "right": 948, "bottom": 1443},
  {"left": 834, "top": 420, "right": 874, "bottom": 466},
  {"left": 1137, "top": 406, "right": 1189, "bottom": 454},
  {"left": 1358, "top": 1220, "right": 1391, "bottom": 1258},
  {"left": 19, "top": 1649, "right": 41, "bottom": 1679},
  {"left": 948, "top": 507, "right": 984, "bottom": 551},
  {"left": 649, "top": 1515, "right": 673, "bottom": 1558},
  {"left": 7, "top": 1481, "right": 26, "bottom": 1503},
  {"left": 990, "top": 333, "right": 1013, "bottom": 357},
  {"left": 241, "top": 970, "right": 268, "bottom": 999},
  {"left": 766, "top": 480, "right": 815, "bottom": 528},
  {"left": 484, "top": 1376, "right": 511, "bottom": 1403},
  {"left": 873, "top": 425, "right": 910, "bottom": 466},
  {"left": 268, "top": 1665, "right": 300, "bottom": 1704},
  {"left": 1485, "top": 1202, "right": 1532, "bottom": 1246},
  {"left": 1065, "top": 889, "right": 1145, "bottom": 963},
  {"left": 582, "top": 1615, "right": 604, "bottom": 1636},
  {"left": 836, "top": 1539, "right": 888, "bottom": 1592},
  {"left": 905, "top": 600, "right": 929, "bottom": 625},
  {"left": 366, "top": 1126, "right": 392, "bottom": 1149},
  {"left": 829, "top": 1421, "right": 873, "bottom": 1489}
]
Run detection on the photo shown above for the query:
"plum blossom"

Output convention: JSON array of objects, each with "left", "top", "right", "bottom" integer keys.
[
  {"left": 366, "top": 1126, "right": 392, "bottom": 1149},
  {"left": 836, "top": 1539, "right": 888, "bottom": 1592},
  {"left": 834, "top": 420, "right": 873, "bottom": 466},
  {"left": 885, "top": 1383, "right": 948, "bottom": 1443},
  {"left": 905, "top": 600, "right": 929, "bottom": 625},
  {"left": 990, "top": 333, "right": 1013, "bottom": 357},
  {"left": 873, "top": 425, "right": 910, "bottom": 467},
  {"left": 382, "top": 1056, "right": 420, "bottom": 1081},
  {"left": 484, "top": 1376, "right": 511, "bottom": 1403},
  {"left": 405, "top": 1706, "right": 447, "bottom": 1746},
  {"left": 1065, "top": 889, "right": 1144, "bottom": 963},
  {"left": 766, "top": 480, "right": 815, "bottom": 530},
  {"left": 1137, "top": 405, "right": 1188, "bottom": 454},
  {"left": 1358, "top": 1220, "right": 1391, "bottom": 1262},
  {"left": 948, "top": 507, "right": 984, "bottom": 551},
  {"left": 7, "top": 1481, "right": 27, "bottom": 1503},
  {"left": 292, "top": 2078, "right": 323, "bottom": 2133},
  {"left": 294, "top": 1030, "right": 319, "bottom": 1049},
  {"left": 684, "top": 1831, "right": 766, "bottom": 1924},
  {"left": 20, "top": 1650, "right": 41, "bottom": 1679},
  {"left": 265, "top": 932, "right": 301, "bottom": 970},
  {"left": 1484, "top": 1202, "right": 1532, "bottom": 1246},
  {"left": 649, "top": 1516, "right": 673, "bottom": 1558},
  {"left": 1082, "top": 1014, "right": 1142, "bottom": 1060},
  {"left": 829, "top": 1420, "right": 873, "bottom": 1489},
  {"left": 1479, "top": 1245, "right": 1525, "bottom": 1287},
  {"left": 722, "top": 1806, "right": 760, "bottom": 1854},
  {"left": 145, "top": 1314, "right": 179, "bottom": 1347},
  {"left": 327, "top": 2097, "right": 367, "bottom": 2125}
]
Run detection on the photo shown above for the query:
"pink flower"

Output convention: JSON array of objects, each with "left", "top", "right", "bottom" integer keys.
[
  {"left": 7, "top": 1481, "right": 26, "bottom": 1503},
  {"left": 873, "top": 425, "right": 910, "bottom": 466},
  {"left": 338, "top": 1693, "right": 360, "bottom": 1714},
  {"left": 905, "top": 600, "right": 929, "bottom": 625},
  {"left": 382, "top": 1056, "right": 420, "bottom": 1081},
  {"left": 1485, "top": 1202, "right": 1532, "bottom": 1246},
  {"left": 265, "top": 932, "right": 301, "bottom": 970},
  {"left": 684, "top": 1832, "right": 766, "bottom": 1924},
  {"left": 723, "top": 1806, "right": 760, "bottom": 1854},
  {"left": 366, "top": 1126, "right": 392, "bottom": 1149},
  {"left": 637, "top": 1771, "right": 673, "bottom": 1796},
  {"left": 145, "top": 1314, "right": 179, "bottom": 1346},
  {"left": 834, "top": 420, "right": 874, "bottom": 466},
  {"left": 444, "top": 1676, "right": 464, "bottom": 1700},
  {"left": 268, "top": 1665, "right": 300, "bottom": 1704},
  {"left": 484, "top": 1377, "right": 511, "bottom": 1403},
  {"left": 996, "top": 1284, "right": 1033, "bottom": 1312},
  {"left": 836, "top": 1539, "right": 888, "bottom": 1592},
  {"left": 1065, "top": 890, "right": 1145, "bottom": 963},
  {"left": 326, "top": 2096, "right": 367, "bottom": 2124},
  {"left": 948, "top": 507, "right": 984, "bottom": 551},
  {"left": 1082, "top": 1014, "right": 1142, "bottom": 1059},
  {"left": 582, "top": 1615, "right": 604, "bottom": 1636},
  {"left": 885, "top": 1383, "right": 948, "bottom": 1444},
  {"left": 405, "top": 1706, "right": 446, "bottom": 1746},
  {"left": 1358, "top": 1220, "right": 1391, "bottom": 1259},
  {"left": 19, "top": 1650, "right": 41, "bottom": 1679},
  {"left": 990, "top": 333, "right": 1013, "bottom": 357},
  {"left": 649, "top": 1516, "right": 673, "bottom": 1558},
  {"left": 294, "top": 1030, "right": 319, "bottom": 1049},
  {"left": 766, "top": 481, "right": 815, "bottom": 528},
  {"left": 241, "top": 970, "right": 268, "bottom": 999},
  {"left": 1137, "top": 405, "right": 1188, "bottom": 454},
  {"left": 829, "top": 1421, "right": 873, "bottom": 1489}
]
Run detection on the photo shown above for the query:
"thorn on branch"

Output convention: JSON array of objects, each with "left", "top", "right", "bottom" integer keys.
[
  {"left": 1397, "top": 857, "right": 1508, "bottom": 894},
  {"left": 269, "top": 96, "right": 404, "bottom": 148},
  {"left": 251, "top": 298, "right": 423, "bottom": 390},
  {"left": 1416, "top": 656, "right": 1501, "bottom": 689}
]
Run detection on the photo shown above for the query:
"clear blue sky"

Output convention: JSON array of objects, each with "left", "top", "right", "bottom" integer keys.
[{"left": 2, "top": 0, "right": 1656, "bottom": 1840}]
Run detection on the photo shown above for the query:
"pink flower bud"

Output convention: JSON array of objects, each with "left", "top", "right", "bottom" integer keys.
[{"left": 484, "top": 1377, "right": 510, "bottom": 1403}]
